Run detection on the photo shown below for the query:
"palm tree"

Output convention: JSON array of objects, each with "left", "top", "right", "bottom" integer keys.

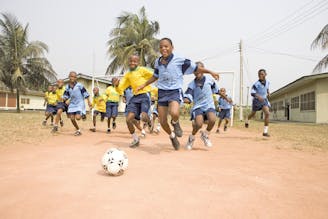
[
  {"left": 0, "top": 13, "right": 56, "bottom": 112},
  {"left": 311, "top": 24, "right": 328, "bottom": 73},
  {"left": 106, "top": 6, "right": 160, "bottom": 75}
]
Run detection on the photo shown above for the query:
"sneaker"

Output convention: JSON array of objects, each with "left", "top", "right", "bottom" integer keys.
[
  {"left": 216, "top": 129, "right": 220, "bottom": 133},
  {"left": 170, "top": 135, "right": 180, "bottom": 150},
  {"left": 74, "top": 130, "right": 82, "bottom": 136},
  {"left": 51, "top": 126, "right": 58, "bottom": 133},
  {"left": 89, "top": 128, "right": 96, "bottom": 132},
  {"left": 141, "top": 129, "right": 146, "bottom": 138},
  {"left": 224, "top": 126, "right": 227, "bottom": 131},
  {"left": 107, "top": 128, "right": 111, "bottom": 133},
  {"left": 245, "top": 123, "right": 249, "bottom": 128},
  {"left": 130, "top": 139, "right": 140, "bottom": 148},
  {"left": 171, "top": 120, "right": 183, "bottom": 137},
  {"left": 154, "top": 128, "right": 160, "bottom": 134},
  {"left": 200, "top": 131, "right": 212, "bottom": 147},
  {"left": 42, "top": 120, "right": 46, "bottom": 126},
  {"left": 112, "top": 122, "right": 116, "bottom": 129},
  {"left": 263, "top": 133, "right": 270, "bottom": 137},
  {"left": 185, "top": 135, "right": 195, "bottom": 150},
  {"left": 82, "top": 114, "right": 87, "bottom": 121},
  {"left": 60, "top": 120, "right": 64, "bottom": 127}
]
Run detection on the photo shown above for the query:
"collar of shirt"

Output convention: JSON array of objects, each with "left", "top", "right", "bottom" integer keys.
[
  {"left": 194, "top": 76, "right": 206, "bottom": 89},
  {"left": 258, "top": 79, "right": 266, "bottom": 85},
  {"left": 69, "top": 82, "right": 77, "bottom": 89},
  {"left": 158, "top": 53, "right": 174, "bottom": 66}
]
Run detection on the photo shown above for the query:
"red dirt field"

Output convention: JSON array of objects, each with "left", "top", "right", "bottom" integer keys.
[{"left": 0, "top": 120, "right": 328, "bottom": 219}]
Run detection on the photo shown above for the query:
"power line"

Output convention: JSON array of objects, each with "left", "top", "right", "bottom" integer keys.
[{"left": 200, "top": 45, "right": 238, "bottom": 61}]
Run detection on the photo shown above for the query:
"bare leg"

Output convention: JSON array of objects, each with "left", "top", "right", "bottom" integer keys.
[{"left": 158, "top": 105, "right": 171, "bottom": 135}]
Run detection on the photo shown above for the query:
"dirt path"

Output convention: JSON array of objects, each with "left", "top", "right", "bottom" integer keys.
[{"left": 0, "top": 122, "right": 327, "bottom": 219}]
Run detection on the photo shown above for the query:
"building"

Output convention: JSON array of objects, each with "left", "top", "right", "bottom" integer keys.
[{"left": 269, "top": 72, "right": 328, "bottom": 123}]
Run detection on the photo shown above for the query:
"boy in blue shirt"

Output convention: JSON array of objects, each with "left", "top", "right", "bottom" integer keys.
[
  {"left": 63, "top": 71, "right": 91, "bottom": 136},
  {"left": 138, "top": 38, "right": 219, "bottom": 150},
  {"left": 183, "top": 62, "right": 220, "bottom": 150},
  {"left": 245, "top": 69, "right": 271, "bottom": 137},
  {"left": 216, "top": 88, "right": 233, "bottom": 133}
]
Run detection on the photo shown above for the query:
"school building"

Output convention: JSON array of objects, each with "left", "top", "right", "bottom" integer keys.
[{"left": 269, "top": 72, "right": 328, "bottom": 123}]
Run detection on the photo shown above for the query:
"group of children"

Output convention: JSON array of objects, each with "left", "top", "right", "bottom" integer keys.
[{"left": 43, "top": 37, "right": 271, "bottom": 150}]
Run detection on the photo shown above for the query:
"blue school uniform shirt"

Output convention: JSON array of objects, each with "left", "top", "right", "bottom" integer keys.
[
  {"left": 124, "top": 87, "right": 133, "bottom": 105},
  {"left": 184, "top": 75, "right": 219, "bottom": 112},
  {"left": 218, "top": 95, "right": 232, "bottom": 109},
  {"left": 154, "top": 54, "right": 197, "bottom": 90},
  {"left": 63, "top": 82, "right": 89, "bottom": 113},
  {"left": 251, "top": 80, "right": 270, "bottom": 99}
]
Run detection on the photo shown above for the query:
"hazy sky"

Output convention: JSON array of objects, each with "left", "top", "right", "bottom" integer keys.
[{"left": 1, "top": 0, "right": 327, "bottom": 102}]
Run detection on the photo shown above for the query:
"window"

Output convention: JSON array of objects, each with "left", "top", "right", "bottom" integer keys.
[
  {"left": 291, "top": 96, "right": 299, "bottom": 109},
  {"left": 300, "top": 91, "right": 315, "bottom": 111},
  {"left": 21, "top": 98, "right": 30, "bottom": 104},
  {"left": 271, "top": 102, "right": 277, "bottom": 112},
  {"left": 278, "top": 101, "right": 284, "bottom": 110}
]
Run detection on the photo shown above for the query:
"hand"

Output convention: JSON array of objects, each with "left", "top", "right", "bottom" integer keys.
[
  {"left": 112, "top": 78, "right": 120, "bottom": 86},
  {"left": 136, "top": 84, "right": 145, "bottom": 92},
  {"left": 212, "top": 72, "right": 220, "bottom": 80},
  {"left": 65, "top": 99, "right": 70, "bottom": 105}
]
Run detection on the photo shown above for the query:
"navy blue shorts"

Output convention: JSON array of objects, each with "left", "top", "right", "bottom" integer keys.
[
  {"left": 106, "top": 102, "right": 118, "bottom": 118},
  {"left": 126, "top": 93, "right": 150, "bottom": 119},
  {"left": 56, "top": 102, "right": 67, "bottom": 112},
  {"left": 191, "top": 108, "right": 216, "bottom": 121},
  {"left": 219, "top": 109, "right": 231, "bottom": 119},
  {"left": 158, "top": 89, "right": 183, "bottom": 107},
  {"left": 67, "top": 111, "right": 82, "bottom": 115},
  {"left": 46, "top": 104, "right": 57, "bottom": 115},
  {"left": 252, "top": 98, "right": 270, "bottom": 111},
  {"left": 94, "top": 110, "right": 106, "bottom": 119}
]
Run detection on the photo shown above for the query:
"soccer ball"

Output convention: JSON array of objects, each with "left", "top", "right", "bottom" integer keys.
[{"left": 101, "top": 148, "right": 128, "bottom": 176}]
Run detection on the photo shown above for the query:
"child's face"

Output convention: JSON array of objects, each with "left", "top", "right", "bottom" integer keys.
[
  {"left": 69, "top": 72, "right": 77, "bottom": 83},
  {"left": 159, "top": 40, "right": 173, "bottom": 58},
  {"left": 57, "top": 80, "right": 64, "bottom": 88},
  {"left": 258, "top": 71, "right": 266, "bottom": 81},
  {"left": 128, "top": 55, "right": 139, "bottom": 70},
  {"left": 220, "top": 88, "right": 226, "bottom": 95},
  {"left": 93, "top": 87, "right": 99, "bottom": 95},
  {"left": 47, "top": 86, "right": 52, "bottom": 92},
  {"left": 194, "top": 63, "right": 204, "bottom": 79}
]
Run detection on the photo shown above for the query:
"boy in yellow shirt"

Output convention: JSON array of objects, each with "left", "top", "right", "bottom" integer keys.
[
  {"left": 89, "top": 87, "right": 107, "bottom": 132},
  {"left": 51, "top": 79, "right": 66, "bottom": 133},
  {"left": 105, "top": 79, "right": 120, "bottom": 133},
  {"left": 42, "top": 85, "right": 57, "bottom": 126},
  {"left": 113, "top": 54, "right": 153, "bottom": 148}
]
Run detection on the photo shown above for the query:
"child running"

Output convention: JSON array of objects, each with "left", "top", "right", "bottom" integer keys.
[
  {"left": 89, "top": 87, "right": 107, "bottom": 132},
  {"left": 245, "top": 69, "right": 271, "bottom": 137},
  {"left": 63, "top": 71, "right": 91, "bottom": 136},
  {"left": 123, "top": 86, "right": 145, "bottom": 137},
  {"left": 113, "top": 54, "right": 153, "bottom": 148},
  {"left": 137, "top": 38, "right": 219, "bottom": 150},
  {"left": 150, "top": 86, "right": 161, "bottom": 134},
  {"left": 105, "top": 79, "right": 120, "bottom": 133},
  {"left": 42, "top": 85, "right": 57, "bottom": 126},
  {"left": 51, "top": 79, "right": 66, "bottom": 133},
  {"left": 183, "top": 62, "right": 220, "bottom": 150},
  {"left": 216, "top": 88, "right": 233, "bottom": 133}
]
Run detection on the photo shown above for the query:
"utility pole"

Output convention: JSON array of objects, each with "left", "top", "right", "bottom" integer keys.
[
  {"left": 246, "top": 86, "right": 250, "bottom": 111},
  {"left": 239, "top": 40, "right": 244, "bottom": 121}
]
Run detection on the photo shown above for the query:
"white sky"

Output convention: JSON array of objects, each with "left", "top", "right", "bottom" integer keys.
[{"left": 1, "top": 0, "right": 327, "bottom": 103}]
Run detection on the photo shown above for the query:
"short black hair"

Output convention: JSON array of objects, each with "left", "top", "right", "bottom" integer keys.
[
  {"left": 160, "top": 37, "right": 173, "bottom": 46},
  {"left": 258, "top": 69, "right": 266, "bottom": 74}
]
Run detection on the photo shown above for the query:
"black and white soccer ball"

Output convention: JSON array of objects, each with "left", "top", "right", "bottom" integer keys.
[{"left": 101, "top": 148, "right": 128, "bottom": 176}]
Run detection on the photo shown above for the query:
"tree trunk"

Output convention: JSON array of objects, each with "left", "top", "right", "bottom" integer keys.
[{"left": 16, "top": 89, "right": 20, "bottom": 113}]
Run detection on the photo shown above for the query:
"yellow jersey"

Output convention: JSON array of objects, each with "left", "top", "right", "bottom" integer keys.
[
  {"left": 150, "top": 86, "right": 158, "bottom": 101},
  {"left": 105, "top": 85, "right": 120, "bottom": 102},
  {"left": 56, "top": 86, "right": 65, "bottom": 102},
  {"left": 45, "top": 91, "right": 57, "bottom": 105},
  {"left": 92, "top": 94, "right": 107, "bottom": 112},
  {"left": 116, "top": 66, "right": 153, "bottom": 95}
]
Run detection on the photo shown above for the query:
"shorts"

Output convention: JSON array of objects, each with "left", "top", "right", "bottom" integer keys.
[
  {"left": 218, "top": 108, "right": 231, "bottom": 119},
  {"left": 67, "top": 111, "right": 82, "bottom": 115},
  {"left": 252, "top": 98, "right": 270, "bottom": 111},
  {"left": 158, "top": 89, "right": 183, "bottom": 107},
  {"left": 106, "top": 102, "right": 118, "bottom": 118},
  {"left": 126, "top": 93, "right": 150, "bottom": 120},
  {"left": 56, "top": 102, "right": 67, "bottom": 112},
  {"left": 46, "top": 104, "right": 57, "bottom": 115},
  {"left": 191, "top": 108, "right": 216, "bottom": 121},
  {"left": 94, "top": 110, "right": 106, "bottom": 120}
]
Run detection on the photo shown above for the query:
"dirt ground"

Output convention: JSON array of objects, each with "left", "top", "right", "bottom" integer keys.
[{"left": 0, "top": 115, "right": 328, "bottom": 219}]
